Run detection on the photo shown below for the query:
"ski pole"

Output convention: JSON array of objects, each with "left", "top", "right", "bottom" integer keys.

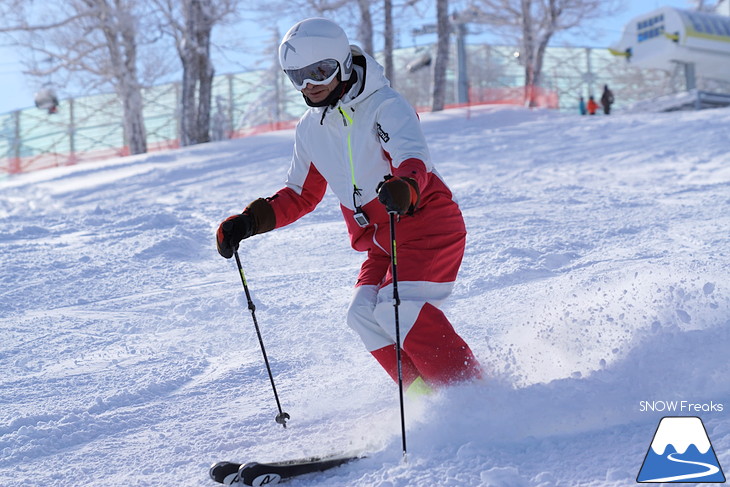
[
  {"left": 233, "top": 249, "right": 290, "bottom": 429},
  {"left": 388, "top": 211, "right": 408, "bottom": 458}
]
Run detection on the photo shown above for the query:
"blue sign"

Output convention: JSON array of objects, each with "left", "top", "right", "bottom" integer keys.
[{"left": 637, "top": 416, "right": 725, "bottom": 483}]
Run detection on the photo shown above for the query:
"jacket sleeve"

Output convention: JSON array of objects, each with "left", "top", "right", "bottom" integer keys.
[
  {"left": 268, "top": 124, "right": 328, "bottom": 229},
  {"left": 393, "top": 158, "right": 428, "bottom": 192},
  {"left": 376, "top": 94, "right": 431, "bottom": 190}
]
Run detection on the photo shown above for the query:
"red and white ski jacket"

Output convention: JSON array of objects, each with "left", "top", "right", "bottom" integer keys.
[{"left": 267, "top": 47, "right": 465, "bottom": 278}]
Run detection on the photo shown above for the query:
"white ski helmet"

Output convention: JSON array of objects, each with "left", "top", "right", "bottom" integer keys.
[{"left": 279, "top": 18, "right": 353, "bottom": 89}]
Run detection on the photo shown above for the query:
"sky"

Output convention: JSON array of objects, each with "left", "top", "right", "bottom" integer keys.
[{"left": 0, "top": 0, "right": 694, "bottom": 115}]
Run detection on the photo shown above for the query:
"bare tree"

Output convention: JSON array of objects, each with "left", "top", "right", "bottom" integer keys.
[
  {"left": 0, "top": 0, "right": 162, "bottom": 155},
  {"left": 179, "top": 0, "right": 213, "bottom": 147},
  {"left": 384, "top": 0, "right": 394, "bottom": 85},
  {"left": 689, "top": 0, "right": 723, "bottom": 11},
  {"left": 356, "top": 0, "right": 375, "bottom": 55},
  {"left": 432, "top": 0, "right": 450, "bottom": 111},
  {"left": 469, "top": 0, "right": 621, "bottom": 106},
  {"left": 253, "top": 0, "right": 378, "bottom": 56},
  {"left": 153, "top": 0, "right": 241, "bottom": 146}
]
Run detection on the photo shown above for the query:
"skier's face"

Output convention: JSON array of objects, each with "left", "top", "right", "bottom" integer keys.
[{"left": 301, "top": 77, "right": 338, "bottom": 104}]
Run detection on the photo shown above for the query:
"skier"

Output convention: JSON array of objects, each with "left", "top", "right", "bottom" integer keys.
[
  {"left": 600, "top": 84, "right": 615, "bottom": 115},
  {"left": 216, "top": 18, "right": 482, "bottom": 394}
]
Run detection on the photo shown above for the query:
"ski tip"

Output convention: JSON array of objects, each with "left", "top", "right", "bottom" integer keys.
[
  {"left": 209, "top": 461, "right": 241, "bottom": 484},
  {"left": 211, "top": 453, "right": 365, "bottom": 485}
]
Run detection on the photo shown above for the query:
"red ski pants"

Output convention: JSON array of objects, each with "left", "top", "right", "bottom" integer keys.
[{"left": 346, "top": 229, "right": 481, "bottom": 388}]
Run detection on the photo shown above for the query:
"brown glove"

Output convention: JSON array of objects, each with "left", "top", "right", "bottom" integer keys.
[
  {"left": 215, "top": 198, "right": 276, "bottom": 258},
  {"left": 377, "top": 176, "right": 420, "bottom": 215}
]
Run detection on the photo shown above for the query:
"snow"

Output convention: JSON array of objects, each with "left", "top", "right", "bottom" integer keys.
[
  {"left": 650, "top": 417, "right": 712, "bottom": 455},
  {"left": 2, "top": 104, "right": 730, "bottom": 486}
]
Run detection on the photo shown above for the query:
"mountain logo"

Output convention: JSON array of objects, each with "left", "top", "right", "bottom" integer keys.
[{"left": 637, "top": 416, "right": 726, "bottom": 483}]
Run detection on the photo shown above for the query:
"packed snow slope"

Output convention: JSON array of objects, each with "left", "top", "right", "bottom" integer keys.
[{"left": 1, "top": 105, "right": 729, "bottom": 487}]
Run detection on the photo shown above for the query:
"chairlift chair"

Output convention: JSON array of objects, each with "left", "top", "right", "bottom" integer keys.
[
  {"left": 406, "top": 50, "right": 432, "bottom": 73},
  {"left": 34, "top": 86, "right": 59, "bottom": 114}
]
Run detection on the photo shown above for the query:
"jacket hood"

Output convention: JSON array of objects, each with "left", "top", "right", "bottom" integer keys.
[{"left": 340, "top": 45, "right": 389, "bottom": 108}]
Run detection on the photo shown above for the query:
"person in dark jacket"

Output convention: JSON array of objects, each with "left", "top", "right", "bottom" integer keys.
[{"left": 600, "top": 85, "right": 615, "bottom": 115}]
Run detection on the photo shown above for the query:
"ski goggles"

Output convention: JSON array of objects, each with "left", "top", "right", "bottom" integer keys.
[{"left": 284, "top": 59, "right": 340, "bottom": 90}]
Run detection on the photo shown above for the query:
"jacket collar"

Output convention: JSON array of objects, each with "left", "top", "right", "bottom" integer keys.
[{"left": 309, "top": 45, "right": 389, "bottom": 119}]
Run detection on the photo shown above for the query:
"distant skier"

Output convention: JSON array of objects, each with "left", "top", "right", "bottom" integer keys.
[
  {"left": 579, "top": 96, "right": 587, "bottom": 116},
  {"left": 587, "top": 95, "right": 599, "bottom": 115},
  {"left": 215, "top": 18, "right": 482, "bottom": 394},
  {"left": 601, "top": 85, "right": 615, "bottom": 115}
]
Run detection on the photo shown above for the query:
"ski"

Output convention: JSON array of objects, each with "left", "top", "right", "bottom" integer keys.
[{"left": 209, "top": 453, "right": 362, "bottom": 486}]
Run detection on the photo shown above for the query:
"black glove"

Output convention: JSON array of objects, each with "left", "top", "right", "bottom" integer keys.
[
  {"left": 216, "top": 213, "right": 254, "bottom": 259},
  {"left": 377, "top": 176, "right": 420, "bottom": 215}
]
